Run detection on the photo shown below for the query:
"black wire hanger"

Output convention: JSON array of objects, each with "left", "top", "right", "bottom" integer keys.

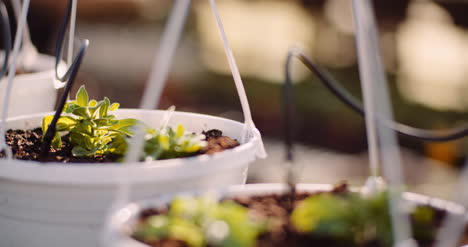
[
  {"left": 0, "top": 0, "right": 11, "bottom": 79},
  {"left": 42, "top": 0, "right": 89, "bottom": 156},
  {"left": 285, "top": 47, "right": 468, "bottom": 142}
]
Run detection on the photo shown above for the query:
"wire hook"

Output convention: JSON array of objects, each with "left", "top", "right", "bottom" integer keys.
[
  {"left": 0, "top": 0, "right": 11, "bottom": 79},
  {"left": 285, "top": 47, "right": 468, "bottom": 142}
]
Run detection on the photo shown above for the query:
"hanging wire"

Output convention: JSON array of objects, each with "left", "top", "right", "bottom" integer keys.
[
  {"left": 0, "top": 0, "right": 11, "bottom": 158},
  {"left": 283, "top": 47, "right": 300, "bottom": 209},
  {"left": 54, "top": 0, "right": 79, "bottom": 83},
  {"left": 41, "top": 39, "right": 88, "bottom": 156},
  {"left": 285, "top": 47, "right": 468, "bottom": 142},
  {"left": 283, "top": 54, "right": 295, "bottom": 164},
  {"left": 0, "top": 0, "right": 11, "bottom": 79},
  {"left": 41, "top": 0, "right": 89, "bottom": 156},
  {"left": 0, "top": 0, "right": 30, "bottom": 160}
]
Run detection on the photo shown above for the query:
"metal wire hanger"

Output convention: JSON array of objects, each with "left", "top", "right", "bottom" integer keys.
[{"left": 285, "top": 47, "right": 468, "bottom": 142}]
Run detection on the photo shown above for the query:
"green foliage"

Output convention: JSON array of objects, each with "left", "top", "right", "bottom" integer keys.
[
  {"left": 42, "top": 85, "right": 138, "bottom": 157},
  {"left": 291, "top": 194, "right": 356, "bottom": 242},
  {"left": 143, "top": 125, "right": 207, "bottom": 160},
  {"left": 134, "top": 215, "right": 205, "bottom": 247},
  {"left": 290, "top": 191, "right": 436, "bottom": 246},
  {"left": 133, "top": 196, "right": 266, "bottom": 247},
  {"left": 411, "top": 206, "right": 437, "bottom": 243}
]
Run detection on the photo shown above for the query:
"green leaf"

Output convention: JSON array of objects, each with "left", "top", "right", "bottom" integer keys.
[
  {"left": 42, "top": 115, "right": 54, "bottom": 134},
  {"left": 72, "top": 107, "right": 90, "bottom": 118},
  {"left": 109, "top": 118, "right": 138, "bottom": 136},
  {"left": 88, "top": 100, "right": 98, "bottom": 107},
  {"left": 133, "top": 215, "right": 170, "bottom": 241},
  {"left": 176, "top": 125, "right": 185, "bottom": 138},
  {"left": 51, "top": 132, "right": 62, "bottom": 148},
  {"left": 169, "top": 218, "right": 205, "bottom": 247},
  {"left": 99, "top": 97, "right": 110, "bottom": 118},
  {"left": 159, "top": 135, "right": 170, "bottom": 150},
  {"left": 76, "top": 85, "right": 89, "bottom": 107},
  {"left": 69, "top": 131, "right": 86, "bottom": 147},
  {"left": 291, "top": 194, "right": 354, "bottom": 240},
  {"left": 74, "top": 122, "right": 93, "bottom": 136},
  {"left": 56, "top": 116, "right": 77, "bottom": 131},
  {"left": 93, "top": 118, "right": 113, "bottom": 127},
  {"left": 64, "top": 102, "right": 79, "bottom": 113},
  {"left": 108, "top": 134, "right": 128, "bottom": 155},
  {"left": 89, "top": 101, "right": 105, "bottom": 118},
  {"left": 72, "top": 146, "right": 94, "bottom": 157},
  {"left": 109, "top": 103, "right": 120, "bottom": 111}
]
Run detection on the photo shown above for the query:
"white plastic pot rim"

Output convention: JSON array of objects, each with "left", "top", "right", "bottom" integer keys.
[
  {"left": 0, "top": 109, "right": 260, "bottom": 185},
  {"left": 244, "top": 125, "right": 266, "bottom": 159},
  {"left": 111, "top": 183, "right": 466, "bottom": 215}
]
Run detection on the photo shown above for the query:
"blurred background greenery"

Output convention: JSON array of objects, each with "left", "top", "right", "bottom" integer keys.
[{"left": 7, "top": 0, "right": 468, "bottom": 197}]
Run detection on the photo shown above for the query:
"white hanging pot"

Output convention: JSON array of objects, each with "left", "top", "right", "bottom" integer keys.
[
  {"left": 0, "top": 109, "right": 262, "bottom": 247},
  {"left": 0, "top": 52, "right": 66, "bottom": 117},
  {"left": 105, "top": 183, "right": 468, "bottom": 247}
]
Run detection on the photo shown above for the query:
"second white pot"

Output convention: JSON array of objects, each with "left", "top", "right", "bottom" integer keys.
[
  {"left": 0, "top": 53, "right": 66, "bottom": 117},
  {"left": 0, "top": 109, "right": 262, "bottom": 247},
  {"left": 105, "top": 183, "right": 467, "bottom": 247}
]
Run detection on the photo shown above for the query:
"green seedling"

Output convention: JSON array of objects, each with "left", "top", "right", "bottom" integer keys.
[
  {"left": 143, "top": 125, "right": 207, "bottom": 160},
  {"left": 133, "top": 196, "right": 266, "bottom": 247},
  {"left": 291, "top": 191, "right": 437, "bottom": 246},
  {"left": 42, "top": 85, "right": 138, "bottom": 157}
]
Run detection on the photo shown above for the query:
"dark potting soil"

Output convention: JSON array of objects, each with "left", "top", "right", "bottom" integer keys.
[
  {"left": 15, "top": 68, "right": 37, "bottom": 75},
  {"left": 0, "top": 128, "right": 120, "bottom": 163},
  {"left": 201, "top": 129, "right": 240, "bottom": 155},
  {"left": 134, "top": 184, "right": 466, "bottom": 247},
  {"left": 0, "top": 128, "right": 240, "bottom": 163}
]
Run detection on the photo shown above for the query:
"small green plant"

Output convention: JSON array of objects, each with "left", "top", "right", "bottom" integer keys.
[
  {"left": 133, "top": 196, "right": 266, "bottom": 247},
  {"left": 143, "top": 125, "right": 207, "bottom": 160},
  {"left": 290, "top": 191, "right": 437, "bottom": 246},
  {"left": 42, "top": 85, "right": 138, "bottom": 157}
]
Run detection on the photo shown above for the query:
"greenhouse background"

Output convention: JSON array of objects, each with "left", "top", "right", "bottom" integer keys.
[{"left": 9, "top": 0, "right": 468, "bottom": 199}]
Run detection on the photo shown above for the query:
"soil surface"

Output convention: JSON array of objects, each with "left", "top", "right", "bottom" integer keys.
[
  {"left": 134, "top": 184, "right": 466, "bottom": 247},
  {"left": 201, "top": 130, "right": 240, "bottom": 155},
  {"left": 16, "top": 68, "right": 36, "bottom": 75},
  {"left": 0, "top": 128, "right": 239, "bottom": 163}
]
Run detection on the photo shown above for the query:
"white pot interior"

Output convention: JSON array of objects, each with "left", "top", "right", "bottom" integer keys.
[
  {"left": 0, "top": 109, "right": 258, "bottom": 185},
  {"left": 0, "top": 53, "right": 66, "bottom": 117}
]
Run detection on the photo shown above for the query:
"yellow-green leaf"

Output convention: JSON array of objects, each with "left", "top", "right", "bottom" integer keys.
[
  {"left": 51, "top": 132, "right": 62, "bottom": 148},
  {"left": 42, "top": 115, "right": 54, "bottom": 134},
  {"left": 109, "top": 103, "right": 120, "bottom": 111},
  {"left": 184, "top": 145, "right": 201, "bottom": 153},
  {"left": 72, "top": 107, "right": 90, "bottom": 118},
  {"left": 88, "top": 100, "right": 98, "bottom": 107},
  {"left": 56, "top": 116, "right": 77, "bottom": 131},
  {"left": 99, "top": 98, "right": 110, "bottom": 118},
  {"left": 176, "top": 125, "right": 185, "bottom": 138},
  {"left": 109, "top": 118, "right": 138, "bottom": 136},
  {"left": 159, "top": 135, "right": 170, "bottom": 150},
  {"left": 76, "top": 85, "right": 89, "bottom": 107}
]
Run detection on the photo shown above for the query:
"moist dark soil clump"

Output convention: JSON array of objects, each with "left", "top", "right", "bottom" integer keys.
[
  {"left": 16, "top": 68, "right": 36, "bottom": 75},
  {"left": 0, "top": 128, "right": 240, "bottom": 163},
  {"left": 201, "top": 129, "right": 240, "bottom": 155},
  {"left": 134, "top": 184, "right": 464, "bottom": 247}
]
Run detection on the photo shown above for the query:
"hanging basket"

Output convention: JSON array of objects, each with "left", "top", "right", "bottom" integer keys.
[
  {"left": 0, "top": 52, "right": 66, "bottom": 117},
  {"left": 104, "top": 183, "right": 468, "bottom": 247},
  {"left": 0, "top": 109, "right": 262, "bottom": 247}
]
